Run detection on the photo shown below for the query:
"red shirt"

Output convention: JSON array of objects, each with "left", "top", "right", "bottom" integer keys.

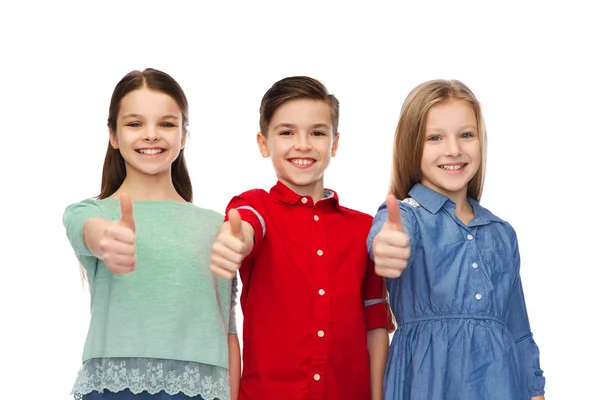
[{"left": 225, "top": 181, "right": 392, "bottom": 400}]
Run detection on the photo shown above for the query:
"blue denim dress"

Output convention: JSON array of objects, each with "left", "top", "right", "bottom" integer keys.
[{"left": 367, "top": 184, "right": 545, "bottom": 400}]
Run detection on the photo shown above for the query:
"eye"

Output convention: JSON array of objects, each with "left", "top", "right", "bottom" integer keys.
[
  {"left": 279, "top": 130, "right": 293, "bottom": 136},
  {"left": 160, "top": 122, "right": 176, "bottom": 128},
  {"left": 126, "top": 122, "right": 142, "bottom": 128},
  {"left": 427, "top": 135, "right": 441, "bottom": 141},
  {"left": 460, "top": 132, "right": 474, "bottom": 139},
  {"left": 312, "top": 131, "right": 326, "bottom": 136}
]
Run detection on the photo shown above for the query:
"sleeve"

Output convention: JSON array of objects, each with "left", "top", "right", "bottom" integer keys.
[
  {"left": 363, "top": 257, "right": 396, "bottom": 332},
  {"left": 224, "top": 190, "right": 267, "bottom": 257},
  {"left": 505, "top": 227, "right": 546, "bottom": 396},
  {"left": 62, "top": 198, "right": 111, "bottom": 257},
  {"left": 228, "top": 276, "right": 239, "bottom": 335}
]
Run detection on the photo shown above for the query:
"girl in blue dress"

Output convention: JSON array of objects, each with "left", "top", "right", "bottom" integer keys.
[{"left": 367, "top": 79, "right": 545, "bottom": 399}]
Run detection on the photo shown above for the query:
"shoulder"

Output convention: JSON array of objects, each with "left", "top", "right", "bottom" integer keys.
[
  {"left": 188, "top": 205, "right": 225, "bottom": 224},
  {"left": 63, "top": 197, "right": 115, "bottom": 217},
  {"left": 477, "top": 203, "right": 518, "bottom": 241},
  {"left": 338, "top": 205, "right": 373, "bottom": 222}
]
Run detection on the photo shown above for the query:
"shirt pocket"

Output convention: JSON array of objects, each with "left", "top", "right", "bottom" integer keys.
[{"left": 479, "top": 240, "right": 513, "bottom": 273}]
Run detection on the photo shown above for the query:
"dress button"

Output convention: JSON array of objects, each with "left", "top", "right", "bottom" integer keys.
[
  {"left": 475, "top": 293, "right": 482, "bottom": 300},
  {"left": 317, "top": 249, "right": 323, "bottom": 256},
  {"left": 314, "top": 215, "right": 319, "bottom": 221},
  {"left": 467, "top": 234, "right": 473, "bottom": 240},
  {"left": 471, "top": 262, "right": 478, "bottom": 269},
  {"left": 313, "top": 373, "right": 321, "bottom": 381},
  {"left": 318, "top": 289, "right": 325, "bottom": 296},
  {"left": 301, "top": 197, "right": 308, "bottom": 204},
  {"left": 317, "top": 330, "right": 325, "bottom": 337}
]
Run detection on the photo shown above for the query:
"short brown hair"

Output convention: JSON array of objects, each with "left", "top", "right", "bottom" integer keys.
[
  {"left": 390, "top": 79, "right": 487, "bottom": 201},
  {"left": 259, "top": 76, "right": 339, "bottom": 136}
]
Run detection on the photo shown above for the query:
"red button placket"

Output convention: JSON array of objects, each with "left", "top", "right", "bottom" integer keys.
[{"left": 309, "top": 202, "right": 329, "bottom": 399}]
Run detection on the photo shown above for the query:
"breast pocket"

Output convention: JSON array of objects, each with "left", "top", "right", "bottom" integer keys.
[{"left": 478, "top": 233, "right": 514, "bottom": 273}]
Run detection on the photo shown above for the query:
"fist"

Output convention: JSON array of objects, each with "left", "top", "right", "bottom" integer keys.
[
  {"left": 100, "top": 193, "right": 136, "bottom": 274},
  {"left": 210, "top": 208, "right": 251, "bottom": 280},
  {"left": 372, "top": 195, "right": 410, "bottom": 278}
]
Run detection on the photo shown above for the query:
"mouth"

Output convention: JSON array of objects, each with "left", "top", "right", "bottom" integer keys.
[
  {"left": 288, "top": 158, "right": 316, "bottom": 168},
  {"left": 136, "top": 148, "right": 166, "bottom": 156},
  {"left": 439, "top": 163, "right": 467, "bottom": 171}
]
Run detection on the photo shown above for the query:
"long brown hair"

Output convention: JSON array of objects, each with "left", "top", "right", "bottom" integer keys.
[
  {"left": 99, "top": 68, "right": 193, "bottom": 202},
  {"left": 389, "top": 79, "right": 487, "bottom": 201},
  {"left": 259, "top": 76, "right": 340, "bottom": 135}
]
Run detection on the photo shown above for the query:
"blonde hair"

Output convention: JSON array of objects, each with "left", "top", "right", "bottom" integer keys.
[{"left": 389, "top": 79, "right": 487, "bottom": 201}]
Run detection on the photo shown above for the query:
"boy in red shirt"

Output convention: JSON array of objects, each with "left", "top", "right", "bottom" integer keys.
[{"left": 211, "top": 76, "right": 392, "bottom": 400}]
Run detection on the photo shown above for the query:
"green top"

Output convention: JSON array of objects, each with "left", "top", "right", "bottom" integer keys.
[{"left": 63, "top": 198, "right": 235, "bottom": 370}]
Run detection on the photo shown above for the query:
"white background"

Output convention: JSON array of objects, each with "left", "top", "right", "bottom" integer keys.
[{"left": 1, "top": 1, "right": 597, "bottom": 398}]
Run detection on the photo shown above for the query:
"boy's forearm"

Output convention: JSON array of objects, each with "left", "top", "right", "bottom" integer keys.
[
  {"left": 367, "top": 328, "right": 389, "bottom": 400},
  {"left": 228, "top": 334, "right": 241, "bottom": 400},
  {"left": 82, "top": 217, "right": 112, "bottom": 259}
]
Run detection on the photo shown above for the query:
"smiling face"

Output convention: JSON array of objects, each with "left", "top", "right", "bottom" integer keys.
[
  {"left": 257, "top": 98, "right": 339, "bottom": 200},
  {"left": 109, "top": 87, "right": 186, "bottom": 180},
  {"left": 420, "top": 99, "right": 481, "bottom": 203}
]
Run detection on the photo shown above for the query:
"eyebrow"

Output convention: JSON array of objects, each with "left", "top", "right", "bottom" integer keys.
[
  {"left": 121, "top": 113, "right": 180, "bottom": 121},
  {"left": 272, "top": 123, "right": 331, "bottom": 130},
  {"left": 426, "top": 124, "right": 478, "bottom": 133}
]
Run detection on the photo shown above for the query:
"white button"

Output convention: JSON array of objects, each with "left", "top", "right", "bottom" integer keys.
[
  {"left": 317, "top": 249, "right": 323, "bottom": 256},
  {"left": 301, "top": 197, "right": 308, "bottom": 204},
  {"left": 313, "top": 373, "right": 321, "bottom": 381},
  {"left": 318, "top": 289, "right": 325, "bottom": 296},
  {"left": 317, "top": 330, "right": 325, "bottom": 337},
  {"left": 471, "top": 262, "right": 478, "bottom": 269},
  {"left": 314, "top": 215, "right": 319, "bottom": 221},
  {"left": 475, "top": 293, "right": 482, "bottom": 300},
  {"left": 467, "top": 234, "right": 473, "bottom": 240}
]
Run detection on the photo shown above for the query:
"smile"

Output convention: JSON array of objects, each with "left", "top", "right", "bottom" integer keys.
[
  {"left": 136, "top": 148, "right": 165, "bottom": 156},
  {"left": 289, "top": 158, "right": 315, "bottom": 168},
  {"left": 439, "top": 163, "right": 466, "bottom": 171}
]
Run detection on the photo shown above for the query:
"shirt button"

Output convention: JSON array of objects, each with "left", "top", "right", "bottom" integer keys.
[
  {"left": 318, "top": 289, "right": 325, "bottom": 296},
  {"left": 475, "top": 293, "right": 482, "bottom": 300},
  {"left": 301, "top": 197, "right": 308, "bottom": 204},
  {"left": 467, "top": 234, "right": 474, "bottom": 240},
  {"left": 471, "top": 262, "right": 478, "bottom": 269},
  {"left": 314, "top": 215, "right": 319, "bottom": 221},
  {"left": 317, "top": 249, "right": 323, "bottom": 256},
  {"left": 313, "top": 373, "right": 321, "bottom": 381},
  {"left": 317, "top": 330, "right": 325, "bottom": 337}
]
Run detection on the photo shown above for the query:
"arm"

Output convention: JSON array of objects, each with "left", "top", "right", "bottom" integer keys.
[
  {"left": 367, "top": 328, "right": 388, "bottom": 400},
  {"left": 228, "top": 334, "right": 241, "bottom": 400},
  {"left": 506, "top": 229, "right": 545, "bottom": 398}
]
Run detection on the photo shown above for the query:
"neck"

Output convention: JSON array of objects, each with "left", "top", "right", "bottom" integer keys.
[
  {"left": 282, "top": 178, "right": 325, "bottom": 202},
  {"left": 112, "top": 168, "right": 185, "bottom": 202}
]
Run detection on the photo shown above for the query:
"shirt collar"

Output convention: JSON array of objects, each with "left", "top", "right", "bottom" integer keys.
[
  {"left": 407, "top": 183, "right": 503, "bottom": 225},
  {"left": 269, "top": 181, "right": 344, "bottom": 211}
]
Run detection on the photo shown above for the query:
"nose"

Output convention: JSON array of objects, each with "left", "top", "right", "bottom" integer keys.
[
  {"left": 294, "top": 133, "right": 312, "bottom": 151},
  {"left": 445, "top": 137, "right": 462, "bottom": 157},
  {"left": 143, "top": 126, "right": 159, "bottom": 142}
]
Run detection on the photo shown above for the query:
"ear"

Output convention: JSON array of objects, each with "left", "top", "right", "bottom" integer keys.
[
  {"left": 256, "top": 132, "right": 270, "bottom": 158},
  {"left": 109, "top": 131, "right": 119, "bottom": 149},
  {"left": 181, "top": 129, "right": 188, "bottom": 150},
  {"left": 331, "top": 132, "right": 340, "bottom": 157}
]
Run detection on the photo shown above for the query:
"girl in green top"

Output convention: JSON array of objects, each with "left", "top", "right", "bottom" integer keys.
[{"left": 63, "top": 68, "right": 240, "bottom": 400}]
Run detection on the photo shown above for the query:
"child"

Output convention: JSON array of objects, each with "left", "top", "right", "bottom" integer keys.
[
  {"left": 368, "top": 79, "right": 545, "bottom": 399},
  {"left": 63, "top": 68, "right": 240, "bottom": 400},
  {"left": 210, "top": 76, "right": 393, "bottom": 400}
]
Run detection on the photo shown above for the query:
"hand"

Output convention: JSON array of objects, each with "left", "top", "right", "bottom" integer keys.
[
  {"left": 210, "top": 208, "right": 251, "bottom": 280},
  {"left": 99, "top": 193, "right": 136, "bottom": 274},
  {"left": 372, "top": 195, "right": 410, "bottom": 278}
]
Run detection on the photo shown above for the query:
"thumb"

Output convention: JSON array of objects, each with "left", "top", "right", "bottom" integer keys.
[
  {"left": 119, "top": 193, "right": 136, "bottom": 232},
  {"left": 385, "top": 194, "right": 404, "bottom": 232},
  {"left": 228, "top": 208, "right": 243, "bottom": 239}
]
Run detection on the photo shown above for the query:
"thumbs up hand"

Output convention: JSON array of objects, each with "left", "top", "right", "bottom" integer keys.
[
  {"left": 210, "top": 208, "right": 252, "bottom": 280},
  {"left": 372, "top": 195, "right": 410, "bottom": 278},
  {"left": 99, "top": 193, "right": 137, "bottom": 274}
]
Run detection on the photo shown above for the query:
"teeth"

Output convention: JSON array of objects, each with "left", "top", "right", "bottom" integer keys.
[
  {"left": 292, "top": 159, "right": 314, "bottom": 166},
  {"left": 138, "top": 149, "right": 164, "bottom": 155},
  {"left": 440, "top": 164, "right": 464, "bottom": 170}
]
